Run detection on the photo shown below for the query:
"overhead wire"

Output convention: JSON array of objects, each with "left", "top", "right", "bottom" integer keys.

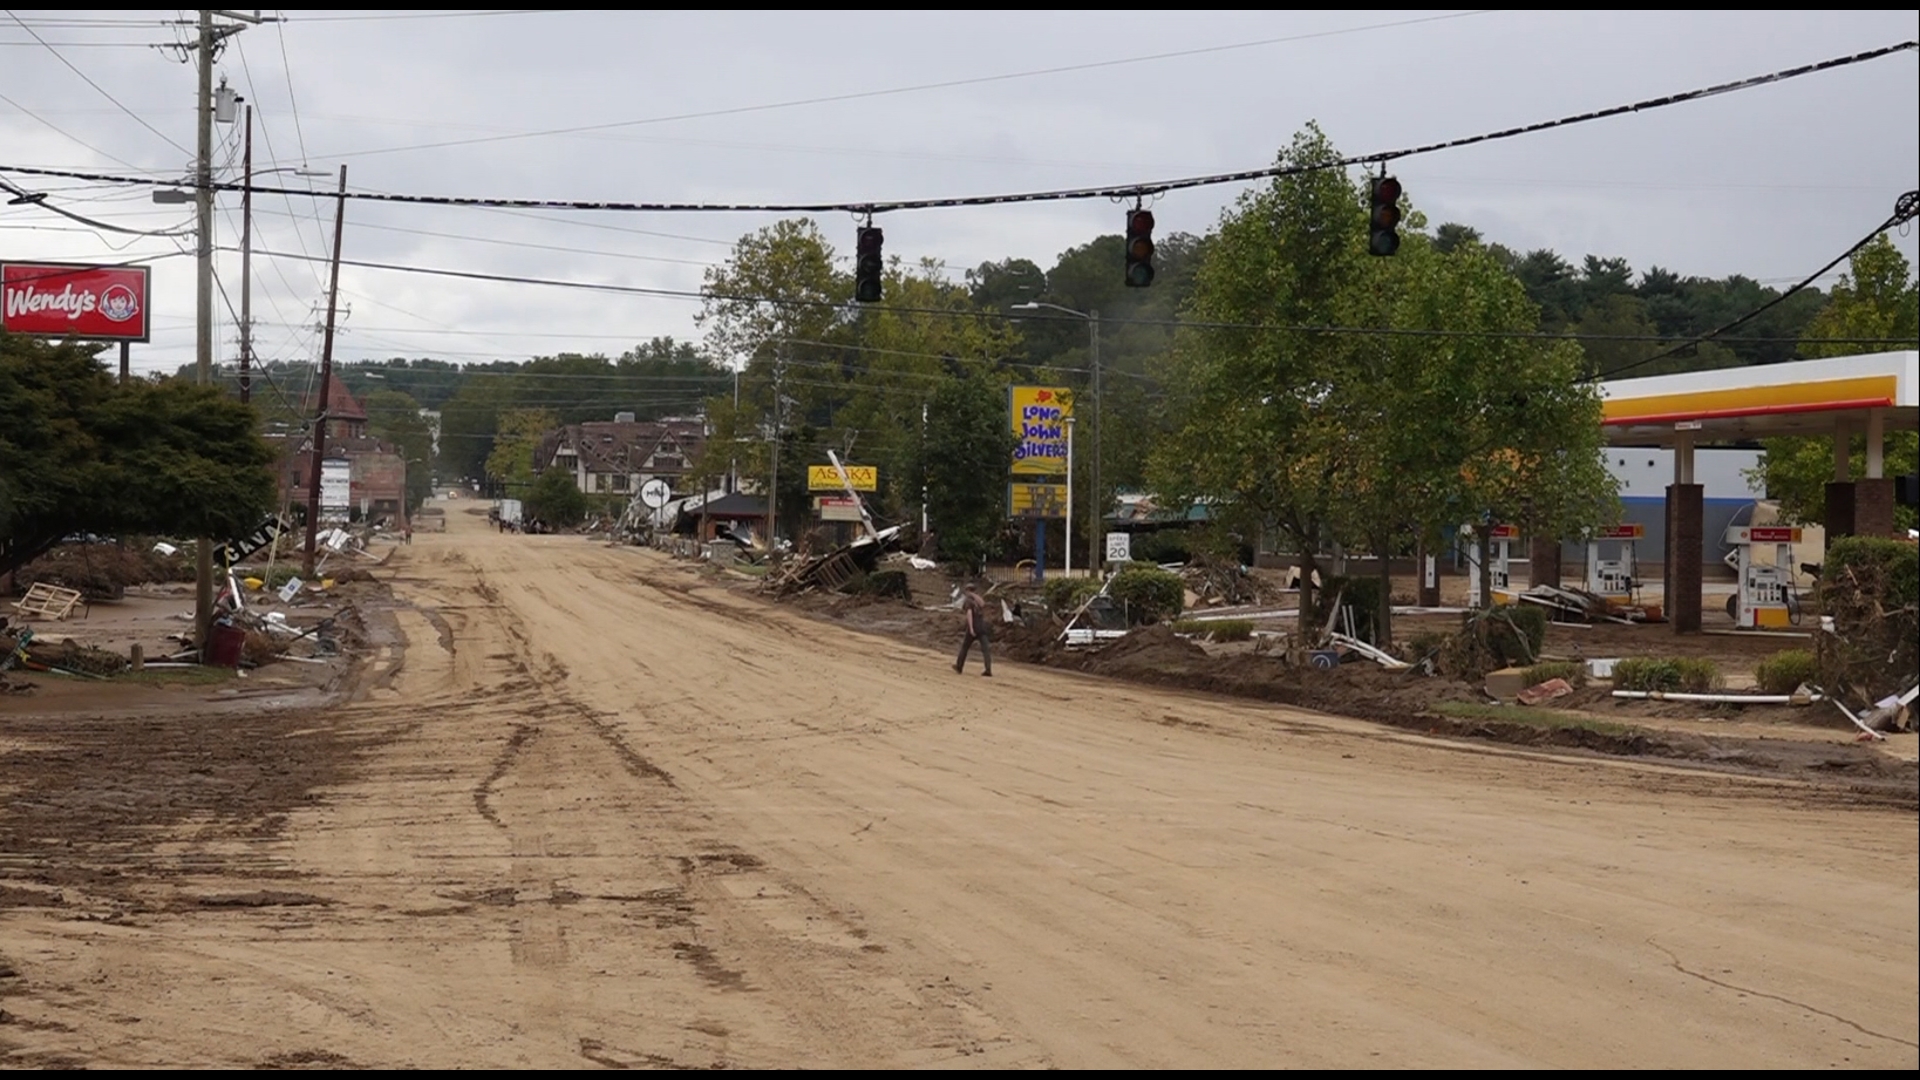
[
  {"left": 3, "top": 10, "right": 192, "bottom": 157},
  {"left": 232, "top": 243, "right": 1920, "bottom": 352},
  {"left": 11, "top": 41, "right": 1912, "bottom": 215},
  {"left": 1597, "top": 189, "right": 1920, "bottom": 380}
]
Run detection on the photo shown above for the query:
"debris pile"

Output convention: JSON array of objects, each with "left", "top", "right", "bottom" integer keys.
[{"left": 763, "top": 526, "right": 904, "bottom": 597}]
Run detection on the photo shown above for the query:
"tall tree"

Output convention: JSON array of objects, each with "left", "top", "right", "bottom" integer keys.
[
  {"left": 1148, "top": 125, "right": 1364, "bottom": 639},
  {"left": 364, "top": 389, "right": 436, "bottom": 513},
  {"left": 907, "top": 374, "right": 1015, "bottom": 572},
  {"left": 486, "top": 408, "right": 558, "bottom": 497}
]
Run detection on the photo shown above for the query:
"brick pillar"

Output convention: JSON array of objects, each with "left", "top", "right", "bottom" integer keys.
[
  {"left": 1854, "top": 478, "right": 1895, "bottom": 538},
  {"left": 1528, "top": 533, "right": 1561, "bottom": 589},
  {"left": 1665, "top": 483, "right": 1703, "bottom": 634},
  {"left": 1824, "top": 481, "right": 1856, "bottom": 544}
]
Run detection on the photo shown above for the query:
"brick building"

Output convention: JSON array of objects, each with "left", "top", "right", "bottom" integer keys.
[{"left": 269, "top": 379, "right": 410, "bottom": 527}]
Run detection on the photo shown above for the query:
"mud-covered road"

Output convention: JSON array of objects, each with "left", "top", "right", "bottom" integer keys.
[{"left": 2, "top": 507, "right": 1914, "bottom": 1068}]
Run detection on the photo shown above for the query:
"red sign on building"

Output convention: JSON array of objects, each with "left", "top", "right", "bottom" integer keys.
[{"left": 1, "top": 262, "right": 150, "bottom": 342}]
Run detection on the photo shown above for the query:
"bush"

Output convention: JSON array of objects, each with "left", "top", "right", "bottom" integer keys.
[
  {"left": 1043, "top": 576, "right": 1100, "bottom": 614},
  {"left": 1169, "top": 617, "right": 1253, "bottom": 642},
  {"left": 1754, "top": 649, "right": 1819, "bottom": 694},
  {"left": 1129, "top": 529, "right": 1192, "bottom": 565},
  {"left": 1312, "top": 574, "right": 1388, "bottom": 643},
  {"left": 1491, "top": 605, "right": 1548, "bottom": 666},
  {"left": 1817, "top": 537, "right": 1918, "bottom": 704},
  {"left": 1405, "top": 630, "right": 1451, "bottom": 663},
  {"left": 1612, "top": 656, "right": 1722, "bottom": 693},
  {"left": 1205, "top": 618, "right": 1255, "bottom": 642},
  {"left": 1521, "top": 661, "right": 1585, "bottom": 687},
  {"left": 864, "top": 569, "right": 911, "bottom": 602},
  {"left": 1108, "top": 564, "right": 1184, "bottom": 625}
]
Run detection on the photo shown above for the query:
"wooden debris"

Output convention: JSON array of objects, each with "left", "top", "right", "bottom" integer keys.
[{"left": 13, "top": 582, "right": 83, "bottom": 621}]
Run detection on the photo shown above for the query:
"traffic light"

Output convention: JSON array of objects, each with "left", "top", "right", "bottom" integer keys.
[
  {"left": 855, "top": 225, "right": 884, "bottom": 303},
  {"left": 1368, "top": 176, "right": 1402, "bottom": 257},
  {"left": 1124, "top": 209, "right": 1155, "bottom": 288}
]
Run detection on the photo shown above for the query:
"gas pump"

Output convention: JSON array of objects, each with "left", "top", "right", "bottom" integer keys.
[
  {"left": 1722, "top": 525, "right": 1802, "bottom": 629},
  {"left": 1585, "top": 524, "right": 1644, "bottom": 602},
  {"left": 1465, "top": 523, "right": 1519, "bottom": 607}
]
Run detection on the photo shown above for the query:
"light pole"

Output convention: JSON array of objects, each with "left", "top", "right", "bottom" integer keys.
[{"left": 1011, "top": 302, "right": 1101, "bottom": 575}]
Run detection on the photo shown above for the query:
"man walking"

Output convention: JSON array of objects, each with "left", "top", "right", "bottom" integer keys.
[{"left": 954, "top": 581, "right": 992, "bottom": 677}]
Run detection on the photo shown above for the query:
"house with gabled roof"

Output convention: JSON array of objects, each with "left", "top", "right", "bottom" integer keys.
[{"left": 535, "top": 412, "right": 708, "bottom": 498}]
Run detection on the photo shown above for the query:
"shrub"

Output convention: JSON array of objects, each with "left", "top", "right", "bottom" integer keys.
[
  {"left": 1612, "top": 656, "right": 1722, "bottom": 693},
  {"left": 1205, "top": 618, "right": 1255, "bottom": 642},
  {"left": 1487, "top": 604, "right": 1548, "bottom": 667},
  {"left": 1043, "top": 576, "right": 1100, "bottom": 614},
  {"left": 1521, "top": 661, "right": 1585, "bottom": 687},
  {"left": 1129, "top": 529, "right": 1192, "bottom": 565},
  {"left": 1108, "top": 564, "right": 1184, "bottom": 625},
  {"left": 1169, "top": 617, "right": 1253, "bottom": 642},
  {"left": 1312, "top": 574, "right": 1388, "bottom": 643},
  {"left": 1754, "top": 649, "right": 1819, "bottom": 694},
  {"left": 864, "top": 569, "right": 911, "bottom": 602},
  {"left": 1405, "top": 630, "right": 1451, "bottom": 663}
]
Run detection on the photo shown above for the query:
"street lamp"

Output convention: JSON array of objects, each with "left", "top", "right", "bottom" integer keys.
[{"left": 1011, "top": 301, "right": 1102, "bottom": 575}]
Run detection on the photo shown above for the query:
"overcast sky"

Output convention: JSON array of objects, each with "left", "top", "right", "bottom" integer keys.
[{"left": 2, "top": 9, "right": 1916, "bottom": 377}]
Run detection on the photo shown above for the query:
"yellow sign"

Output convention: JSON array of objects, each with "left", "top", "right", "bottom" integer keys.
[
  {"left": 1008, "top": 482, "right": 1069, "bottom": 519},
  {"left": 807, "top": 464, "right": 877, "bottom": 491},
  {"left": 1009, "top": 385, "right": 1073, "bottom": 476}
]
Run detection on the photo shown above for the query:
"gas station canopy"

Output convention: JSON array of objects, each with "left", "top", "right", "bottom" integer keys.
[{"left": 1600, "top": 351, "right": 1918, "bottom": 447}]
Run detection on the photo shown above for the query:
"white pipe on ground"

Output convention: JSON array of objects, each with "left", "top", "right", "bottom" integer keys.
[{"left": 1609, "top": 690, "right": 1798, "bottom": 704}]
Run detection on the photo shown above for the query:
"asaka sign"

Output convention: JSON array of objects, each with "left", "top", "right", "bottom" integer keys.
[{"left": 1, "top": 262, "right": 151, "bottom": 342}]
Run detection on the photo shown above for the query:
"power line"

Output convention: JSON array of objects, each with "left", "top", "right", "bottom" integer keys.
[
  {"left": 0, "top": 87, "right": 147, "bottom": 170},
  {"left": 13, "top": 41, "right": 1911, "bottom": 216},
  {"left": 246, "top": 204, "right": 724, "bottom": 268},
  {"left": 292, "top": 10, "right": 575, "bottom": 23},
  {"left": 3, "top": 10, "right": 191, "bottom": 157},
  {"left": 235, "top": 242, "right": 1920, "bottom": 350},
  {"left": 316, "top": 11, "right": 1498, "bottom": 160}
]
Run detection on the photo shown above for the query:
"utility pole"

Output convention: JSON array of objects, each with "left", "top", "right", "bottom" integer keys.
[
  {"left": 1088, "top": 309, "right": 1102, "bottom": 576},
  {"left": 188, "top": 8, "right": 272, "bottom": 649},
  {"left": 303, "top": 165, "right": 349, "bottom": 578},
  {"left": 192, "top": 8, "right": 215, "bottom": 645},
  {"left": 239, "top": 103, "right": 253, "bottom": 405},
  {"left": 764, "top": 351, "right": 784, "bottom": 552}
]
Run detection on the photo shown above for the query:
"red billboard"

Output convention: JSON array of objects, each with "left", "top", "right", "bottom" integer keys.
[{"left": 2, "top": 262, "right": 150, "bottom": 342}]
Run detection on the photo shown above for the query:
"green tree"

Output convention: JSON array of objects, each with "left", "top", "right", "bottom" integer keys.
[
  {"left": 485, "top": 408, "right": 558, "bottom": 496},
  {"left": 1756, "top": 234, "right": 1920, "bottom": 531},
  {"left": 1, "top": 331, "right": 275, "bottom": 577},
  {"left": 364, "top": 389, "right": 435, "bottom": 513},
  {"left": 1149, "top": 125, "right": 1368, "bottom": 638},
  {"left": 908, "top": 374, "right": 1015, "bottom": 571},
  {"left": 1152, "top": 126, "right": 1616, "bottom": 640},
  {"left": 524, "top": 466, "right": 588, "bottom": 528}
]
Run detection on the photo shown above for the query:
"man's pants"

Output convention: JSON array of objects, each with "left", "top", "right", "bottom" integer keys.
[{"left": 956, "top": 628, "right": 991, "bottom": 672}]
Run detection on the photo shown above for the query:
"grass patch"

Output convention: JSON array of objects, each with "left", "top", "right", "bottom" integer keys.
[
  {"left": 111, "top": 665, "right": 238, "bottom": 687},
  {"left": 1433, "top": 700, "right": 1630, "bottom": 736}
]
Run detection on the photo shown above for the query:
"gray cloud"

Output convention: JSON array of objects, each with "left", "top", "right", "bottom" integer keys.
[{"left": 2, "top": 9, "right": 1915, "bottom": 375}]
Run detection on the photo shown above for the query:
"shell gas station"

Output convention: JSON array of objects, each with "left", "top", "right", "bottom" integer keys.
[{"left": 1598, "top": 350, "right": 1918, "bottom": 633}]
